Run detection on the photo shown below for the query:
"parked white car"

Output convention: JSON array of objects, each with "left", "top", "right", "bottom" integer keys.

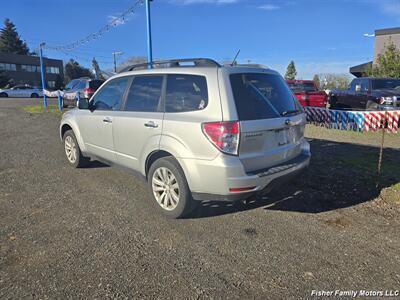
[{"left": 0, "top": 85, "right": 43, "bottom": 98}]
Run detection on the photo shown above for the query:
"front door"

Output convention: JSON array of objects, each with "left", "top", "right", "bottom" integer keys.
[{"left": 77, "top": 76, "right": 130, "bottom": 163}]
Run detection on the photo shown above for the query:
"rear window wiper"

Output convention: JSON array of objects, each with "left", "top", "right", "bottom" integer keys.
[{"left": 281, "top": 109, "right": 302, "bottom": 116}]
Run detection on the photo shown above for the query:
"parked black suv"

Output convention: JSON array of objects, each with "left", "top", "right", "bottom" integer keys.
[{"left": 63, "top": 77, "right": 104, "bottom": 108}]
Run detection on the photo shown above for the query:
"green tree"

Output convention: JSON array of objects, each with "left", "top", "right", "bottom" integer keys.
[
  {"left": 0, "top": 70, "right": 10, "bottom": 87},
  {"left": 0, "top": 19, "right": 30, "bottom": 55},
  {"left": 366, "top": 42, "right": 400, "bottom": 78},
  {"left": 91, "top": 57, "right": 105, "bottom": 80},
  {"left": 313, "top": 74, "right": 321, "bottom": 90},
  {"left": 64, "top": 59, "right": 92, "bottom": 82},
  {"left": 318, "top": 73, "right": 351, "bottom": 90},
  {"left": 284, "top": 60, "right": 297, "bottom": 80}
]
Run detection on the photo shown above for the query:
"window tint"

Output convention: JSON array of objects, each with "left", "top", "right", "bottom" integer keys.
[
  {"left": 75, "top": 80, "right": 87, "bottom": 90},
  {"left": 124, "top": 75, "right": 163, "bottom": 112},
  {"left": 165, "top": 74, "right": 208, "bottom": 112},
  {"left": 89, "top": 80, "right": 104, "bottom": 90},
  {"left": 65, "top": 80, "right": 79, "bottom": 90},
  {"left": 349, "top": 79, "right": 359, "bottom": 91},
  {"left": 92, "top": 77, "right": 129, "bottom": 111},
  {"left": 360, "top": 79, "right": 369, "bottom": 92},
  {"left": 230, "top": 73, "right": 300, "bottom": 121}
]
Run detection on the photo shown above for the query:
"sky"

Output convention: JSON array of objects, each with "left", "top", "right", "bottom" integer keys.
[{"left": 2, "top": 0, "right": 400, "bottom": 78}]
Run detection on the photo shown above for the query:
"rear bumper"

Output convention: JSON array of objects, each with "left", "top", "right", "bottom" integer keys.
[{"left": 184, "top": 141, "right": 311, "bottom": 202}]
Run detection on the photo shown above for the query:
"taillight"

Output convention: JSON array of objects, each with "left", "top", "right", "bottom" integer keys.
[
  {"left": 202, "top": 121, "right": 240, "bottom": 155},
  {"left": 83, "top": 88, "right": 94, "bottom": 94}
]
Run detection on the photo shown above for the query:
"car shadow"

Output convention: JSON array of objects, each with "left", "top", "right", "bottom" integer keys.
[
  {"left": 189, "top": 138, "right": 400, "bottom": 219},
  {"left": 85, "top": 160, "right": 109, "bottom": 169}
]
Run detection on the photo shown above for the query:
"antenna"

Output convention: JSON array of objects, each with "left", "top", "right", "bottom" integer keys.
[{"left": 231, "top": 49, "right": 241, "bottom": 66}]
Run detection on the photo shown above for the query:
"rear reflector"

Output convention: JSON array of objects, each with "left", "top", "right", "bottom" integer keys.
[{"left": 229, "top": 186, "right": 256, "bottom": 193}]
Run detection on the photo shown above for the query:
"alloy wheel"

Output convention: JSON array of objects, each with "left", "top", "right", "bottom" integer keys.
[
  {"left": 152, "top": 167, "right": 180, "bottom": 211},
  {"left": 64, "top": 136, "right": 77, "bottom": 164}
]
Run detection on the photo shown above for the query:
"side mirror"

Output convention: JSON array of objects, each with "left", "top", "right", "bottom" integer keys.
[{"left": 77, "top": 98, "right": 89, "bottom": 110}]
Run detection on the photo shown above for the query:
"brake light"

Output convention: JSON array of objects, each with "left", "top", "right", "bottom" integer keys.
[
  {"left": 83, "top": 88, "right": 94, "bottom": 94},
  {"left": 202, "top": 121, "right": 240, "bottom": 155}
]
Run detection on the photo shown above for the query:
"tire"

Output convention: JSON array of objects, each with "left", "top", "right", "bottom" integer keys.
[
  {"left": 0, "top": 92, "right": 8, "bottom": 98},
  {"left": 147, "top": 156, "right": 197, "bottom": 219},
  {"left": 30, "top": 93, "right": 39, "bottom": 98},
  {"left": 366, "top": 101, "right": 378, "bottom": 110},
  {"left": 63, "top": 130, "right": 88, "bottom": 168}
]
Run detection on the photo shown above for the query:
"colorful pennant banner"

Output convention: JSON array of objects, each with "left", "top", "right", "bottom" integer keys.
[{"left": 305, "top": 107, "right": 400, "bottom": 133}]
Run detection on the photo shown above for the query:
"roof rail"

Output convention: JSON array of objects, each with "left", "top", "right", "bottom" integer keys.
[
  {"left": 118, "top": 58, "right": 221, "bottom": 73},
  {"left": 227, "top": 63, "right": 268, "bottom": 69}
]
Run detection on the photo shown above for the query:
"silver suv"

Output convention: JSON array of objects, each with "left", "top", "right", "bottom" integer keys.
[{"left": 60, "top": 58, "right": 310, "bottom": 218}]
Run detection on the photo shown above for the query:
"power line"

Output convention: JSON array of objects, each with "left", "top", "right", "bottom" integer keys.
[{"left": 44, "top": 0, "right": 143, "bottom": 52}]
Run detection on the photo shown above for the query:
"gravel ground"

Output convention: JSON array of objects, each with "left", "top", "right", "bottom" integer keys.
[{"left": 1, "top": 99, "right": 399, "bottom": 299}]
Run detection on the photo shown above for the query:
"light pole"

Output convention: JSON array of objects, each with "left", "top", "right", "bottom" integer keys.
[
  {"left": 145, "top": 0, "right": 153, "bottom": 68},
  {"left": 39, "top": 42, "right": 47, "bottom": 111},
  {"left": 112, "top": 51, "right": 123, "bottom": 72}
]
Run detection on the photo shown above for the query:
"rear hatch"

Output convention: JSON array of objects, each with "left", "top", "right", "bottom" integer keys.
[{"left": 229, "top": 73, "right": 306, "bottom": 173}]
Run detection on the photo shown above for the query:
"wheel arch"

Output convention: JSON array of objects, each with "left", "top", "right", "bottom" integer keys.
[
  {"left": 60, "top": 121, "right": 87, "bottom": 153},
  {"left": 144, "top": 150, "right": 174, "bottom": 179}
]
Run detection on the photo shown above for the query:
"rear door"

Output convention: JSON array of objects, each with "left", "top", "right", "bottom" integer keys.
[
  {"left": 229, "top": 72, "right": 305, "bottom": 173},
  {"left": 112, "top": 75, "right": 164, "bottom": 171}
]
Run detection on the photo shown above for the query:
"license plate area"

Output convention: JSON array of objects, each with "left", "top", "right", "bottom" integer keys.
[{"left": 275, "top": 128, "right": 291, "bottom": 146}]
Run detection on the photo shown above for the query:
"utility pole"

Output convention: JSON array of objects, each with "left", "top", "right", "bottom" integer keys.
[
  {"left": 39, "top": 42, "right": 47, "bottom": 112},
  {"left": 112, "top": 51, "right": 123, "bottom": 73},
  {"left": 145, "top": 0, "right": 153, "bottom": 69}
]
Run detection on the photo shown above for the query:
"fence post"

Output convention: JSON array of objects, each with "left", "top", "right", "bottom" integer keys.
[
  {"left": 57, "top": 91, "right": 62, "bottom": 111},
  {"left": 39, "top": 43, "right": 47, "bottom": 112}
]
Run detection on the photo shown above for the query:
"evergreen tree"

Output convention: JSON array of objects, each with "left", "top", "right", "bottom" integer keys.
[
  {"left": 54, "top": 75, "right": 64, "bottom": 90},
  {"left": 284, "top": 61, "right": 297, "bottom": 80},
  {"left": 0, "top": 19, "right": 30, "bottom": 55},
  {"left": 91, "top": 57, "right": 105, "bottom": 80},
  {"left": 366, "top": 42, "right": 400, "bottom": 78},
  {"left": 313, "top": 74, "right": 321, "bottom": 90},
  {"left": 64, "top": 59, "right": 92, "bottom": 82}
]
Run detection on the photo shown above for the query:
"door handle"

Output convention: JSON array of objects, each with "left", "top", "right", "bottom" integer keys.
[
  {"left": 103, "top": 117, "right": 112, "bottom": 124},
  {"left": 144, "top": 121, "right": 158, "bottom": 128}
]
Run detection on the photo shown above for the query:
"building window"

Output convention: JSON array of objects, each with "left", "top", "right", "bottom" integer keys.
[
  {"left": 21, "top": 64, "right": 40, "bottom": 72},
  {"left": 46, "top": 66, "right": 60, "bottom": 74},
  {"left": 47, "top": 81, "right": 56, "bottom": 88},
  {"left": 0, "top": 63, "right": 17, "bottom": 71}
]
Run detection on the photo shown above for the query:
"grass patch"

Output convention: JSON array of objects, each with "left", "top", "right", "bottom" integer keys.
[
  {"left": 393, "top": 183, "right": 400, "bottom": 192},
  {"left": 22, "top": 104, "right": 63, "bottom": 115}
]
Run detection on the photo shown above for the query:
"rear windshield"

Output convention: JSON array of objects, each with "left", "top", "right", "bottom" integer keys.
[
  {"left": 89, "top": 80, "right": 105, "bottom": 90},
  {"left": 230, "top": 73, "right": 301, "bottom": 120},
  {"left": 287, "top": 81, "right": 316, "bottom": 92},
  {"left": 65, "top": 80, "right": 79, "bottom": 90}
]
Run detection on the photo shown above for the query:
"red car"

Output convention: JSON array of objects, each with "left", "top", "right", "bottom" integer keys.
[{"left": 286, "top": 80, "right": 327, "bottom": 107}]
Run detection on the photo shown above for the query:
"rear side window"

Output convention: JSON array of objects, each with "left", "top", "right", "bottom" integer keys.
[
  {"left": 75, "top": 80, "right": 86, "bottom": 90},
  {"left": 165, "top": 74, "right": 208, "bottom": 112},
  {"left": 124, "top": 75, "right": 163, "bottom": 112},
  {"left": 92, "top": 77, "right": 129, "bottom": 111},
  {"left": 89, "top": 80, "right": 104, "bottom": 90},
  {"left": 230, "top": 73, "right": 299, "bottom": 120}
]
